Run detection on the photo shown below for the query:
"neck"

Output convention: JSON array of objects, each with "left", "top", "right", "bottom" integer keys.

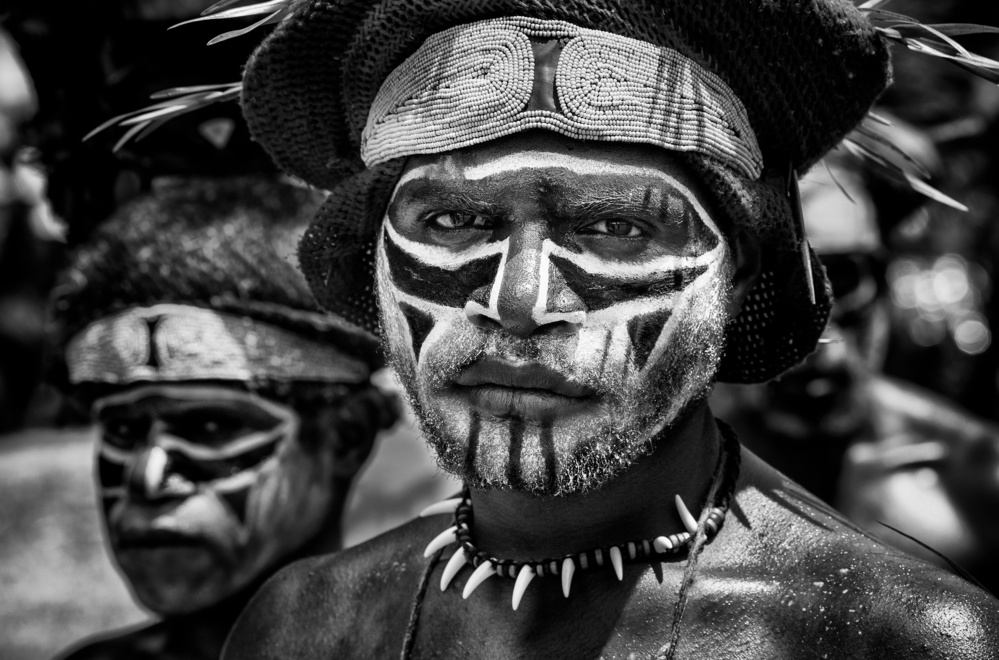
[
  {"left": 469, "top": 402, "right": 720, "bottom": 561},
  {"left": 160, "top": 592, "right": 250, "bottom": 659},
  {"left": 157, "top": 512, "right": 348, "bottom": 658}
]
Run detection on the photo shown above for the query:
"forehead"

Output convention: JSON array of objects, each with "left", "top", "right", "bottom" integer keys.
[{"left": 395, "top": 132, "right": 711, "bottom": 201}]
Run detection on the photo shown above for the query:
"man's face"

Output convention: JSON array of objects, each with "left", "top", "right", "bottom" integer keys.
[
  {"left": 92, "top": 384, "right": 336, "bottom": 614},
  {"left": 377, "top": 133, "right": 734, "bottom": 496},
  {"left": 746, "top": 160, "right": 888, "bottom": 436}
]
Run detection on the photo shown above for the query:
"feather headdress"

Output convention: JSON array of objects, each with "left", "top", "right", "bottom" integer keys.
[
  {"left": 87, "top": 0, "right": 998, "bottom": 209},
  {"left": 83, "top": 0, "right": 999, "bottom": 383}
]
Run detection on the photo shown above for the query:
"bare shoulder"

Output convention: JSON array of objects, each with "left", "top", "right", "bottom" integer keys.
[
  {"left": 222, "top": 516, "right": 443, "bottom": 659},
  {"left": 714, "top": 448, "right": 999, "bottom": 658},
  {"left": 55, "top": 623, "right": 163, "bottom": 660}
]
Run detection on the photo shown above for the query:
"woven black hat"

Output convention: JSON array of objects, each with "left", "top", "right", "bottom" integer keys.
[
  {"left": 51, "top": 175, "right": 383, "bottom": 371},
  {"left": 239, "top": 0, "right": 895, "bottom": 383}
]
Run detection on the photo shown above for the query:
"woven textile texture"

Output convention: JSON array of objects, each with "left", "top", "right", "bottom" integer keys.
[
  {"left": 242, "top": 0, "right": 892, "bottom": 383},
  {"left": 66, "top": 304, "right": 372, "bottom": 385},
  {"left": 52, "top": 176, "right": 383, "bottom": 377},
  {"left": 360, "top": 17, "right": 763, "bottom": 178}
]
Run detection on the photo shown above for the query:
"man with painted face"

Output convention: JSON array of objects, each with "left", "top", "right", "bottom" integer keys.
[
  {"left": 50, "top": 175, "right": 398, "bottom": 660},
  {"left": 715, "top": 141, "right": 999, "bottom": 595},
  {"left": 223, "top": 1, "right": 999, "bottom": 658}
]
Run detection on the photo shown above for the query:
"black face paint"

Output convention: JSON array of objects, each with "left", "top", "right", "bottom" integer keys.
[
  {"left": 550, "top": 254, "right": 707, "bottom": 311},
  {"left": 627, "top": 308, "right": 675, "bottom": 370},
  {"left": 540, "top": 424, "right": 557, "bottom": 492},
  {"left": 384, "top": 229, "right": 501, "bottom": 308},
  {"left": 99, "top": 455, "right": 125, "bottom": 489},
  {"left": 400, "top": 302, "right": 435, "bottom": 360},
  {"left": 464, "top": 412, "right": 481, "bottom": 477},
  {"left": 506, "top": 416, "right": 526, "bottom": 489},
  {"left": 218, "top": 486, "right": 251, "bottom": 525}
]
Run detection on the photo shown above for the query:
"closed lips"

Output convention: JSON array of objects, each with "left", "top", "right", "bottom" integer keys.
[{"left": 454, "top": 359, "right": 593, "bottom": 398}]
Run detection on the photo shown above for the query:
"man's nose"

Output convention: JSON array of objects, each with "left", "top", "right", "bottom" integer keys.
[
  {"left": 125, "top": 422, "right": 171, "bottom": 500},
  {"left": 465, "top": 226, "right": 585, "bottom": 338}
]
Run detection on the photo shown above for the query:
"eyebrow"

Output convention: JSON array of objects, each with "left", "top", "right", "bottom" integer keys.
[
  {"left": 390, "top": 178, "right": 503, "bottom": 215},
  {"left": 545, "top": 180, "right": 695, "bottom": 226},
  {"left": 392, "top": 172, "right": 698, "bottom": 225}
]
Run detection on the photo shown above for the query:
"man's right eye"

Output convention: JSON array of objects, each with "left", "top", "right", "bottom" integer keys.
[
  {"left": 428, "top": 212, "right": 490, "bottom": 230},
  {"left": 101, "top": 419, "right": 149, "bottom": 449}
]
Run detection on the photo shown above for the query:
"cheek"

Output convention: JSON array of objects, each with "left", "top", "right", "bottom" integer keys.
[
  {"left": 244, "top": 441, "right": 333, "bottom": 554},
  {"left": 376, "top": 232, "right": 488, "bottom": 380},
  {"left": 573, "top": 251, "right": 732, "bottom": 385}
]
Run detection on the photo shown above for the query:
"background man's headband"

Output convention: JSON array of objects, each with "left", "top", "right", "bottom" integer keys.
[
  {"left": 362, "top": 17, "right": 763, "bottom": 180},
  {"left": 66, "top": 304, "right": 371, "bottom": 385}
]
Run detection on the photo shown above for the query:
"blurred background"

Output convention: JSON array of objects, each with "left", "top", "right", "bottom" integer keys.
[{"left": 2, "top": 0, "right": 999, "bottom": 658}]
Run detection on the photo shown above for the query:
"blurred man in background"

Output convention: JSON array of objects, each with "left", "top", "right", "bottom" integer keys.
[
  {"left": 0, "top": 26, "right": 60, "bottom": 432},
  {"left": 0, "top": 4, "right": 456, "bottom": 658},
  {"left": 714, "top": 124, "right": 999, "bottom": 594},
  {"left": 50, "top": 175, "right": 399, "bottom": 660}
]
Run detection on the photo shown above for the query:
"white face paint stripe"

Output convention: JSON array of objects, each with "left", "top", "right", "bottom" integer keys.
[
  {"left": 100, "top": 444, "right": 131, "bottom": 464},
  {"left": 383, "top": 219, "right": 508, "bottom": 269},
  {"left": 462, "top": 151, "right": 686, "bottom": 181},
  {"left": 382, "top": 226, "right": 726, "bottom": 325},
  {"left": 150, "top": 426, "right": 291, "bottom": 462},
  {"left": 212, "top": 456, "right": 280, "bottom": 493},
  {"left": 387, "top": 168, "right": 724, "bottom": 279}
]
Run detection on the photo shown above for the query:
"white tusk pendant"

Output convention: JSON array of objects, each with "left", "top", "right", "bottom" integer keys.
[
  {"left": 609, "top": 546, "right": 624, "bottom": 581},
  {"left": 423, "top": 525, "right": 458, "bottom": 558},
  {"left": 440, "top": 548, "right": 468, "bottom": 592},
  {"left": 462, "top": 561, "right": 496, "bottom": 599},
  {"left": 675, "top": 495, "right": 699, "bottom": 535},
  {"left": 561, "top": 557, "right": 575, "bottom": 598},
  {"left": 512, "top": 565, "right": 536, "bottom": 611},
  {"left": 653, "top": 535, "right": 673, "bottom": 553},
  {"left": 419, "top": 497, "right": 464, "bottom": 518}
]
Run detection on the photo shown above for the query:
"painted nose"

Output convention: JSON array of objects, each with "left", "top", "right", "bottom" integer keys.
[{"left": 465, "top": 227, "right": 585, "bottom": 338}]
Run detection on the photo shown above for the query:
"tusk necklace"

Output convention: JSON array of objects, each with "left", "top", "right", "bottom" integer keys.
[{"left": 417, "top": 419, "right": 741, "bottom": 612}]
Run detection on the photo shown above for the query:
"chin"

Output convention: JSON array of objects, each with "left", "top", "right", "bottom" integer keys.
[{"left": 116, "top": 545, "right": 239, "bottom": 614}]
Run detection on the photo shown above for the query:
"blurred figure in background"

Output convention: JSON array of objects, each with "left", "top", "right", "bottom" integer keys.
[
  {"left": 714, "top": 122, "right": 999, "bottom": 594},
  {"left": 0, "top": 26, "right": 62, "bottom": 432},
  {"left": 49, "top": 175, "right": 398, "bottom": 660},
  {"left": 0, "top": 3, "right": 456, "bottom": 658}
]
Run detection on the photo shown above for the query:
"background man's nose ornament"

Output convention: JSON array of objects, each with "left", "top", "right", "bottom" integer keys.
[{"left": 128, "top": 445, "right": 170, "bottom": 500}]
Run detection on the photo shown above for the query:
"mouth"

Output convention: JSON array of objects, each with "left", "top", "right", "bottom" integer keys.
[
  {"left": 115, "top": 527, "right": 204, "bottom": 550},
  {"left": 452, "top": 358, "right": 596, "bottom": 421}
]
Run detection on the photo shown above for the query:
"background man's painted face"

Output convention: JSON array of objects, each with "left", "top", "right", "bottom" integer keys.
[
  {"left": 92, "top": 384, "right": 336, "bottom": 614},
  {"left": 730, "top": 159, "right": 889, "bottom": 437},
  {"left": 377, "top": 133, "right": 733, "bottom": 495}
]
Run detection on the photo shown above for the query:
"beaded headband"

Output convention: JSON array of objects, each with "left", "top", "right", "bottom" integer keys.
[
  {"left": 361, "top": 17, "right": 763, "bottom": 180},
  {"left": 66, "top": 304, "right": 371, "bottom": 385}
]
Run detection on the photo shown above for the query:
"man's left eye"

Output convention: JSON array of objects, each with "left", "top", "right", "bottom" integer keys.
[{"left": 583, "top": 220, "right": 644, "bottom": 238}]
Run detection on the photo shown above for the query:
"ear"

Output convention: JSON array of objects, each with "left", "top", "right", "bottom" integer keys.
[
  {"left": 330, "top": 430, "right": 378, "bottom": 480},
  {"left": 726, "top": 224, "right": 762, "bottom": 320}
]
